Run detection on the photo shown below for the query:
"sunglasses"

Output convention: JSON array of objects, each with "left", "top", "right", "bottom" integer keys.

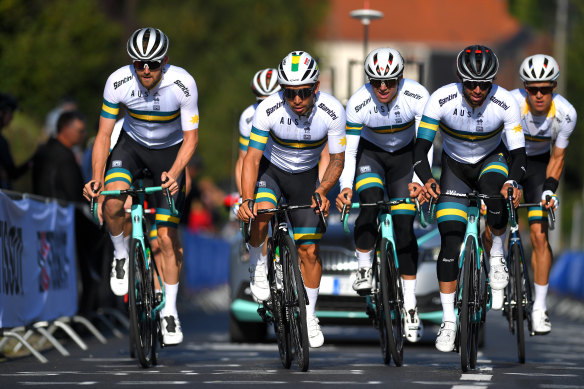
[
  {"left": 133, "top": 60, "right": 162, "bottom": 71},
  {"left": 369, "top": 78, "right": 398, "bottom": 88},
  {"left": 525, "top": 86, "right": 554, "bottom": 95},
  {"left": 463, "top": 80, "right": 492, "bottom": 91},
  {"left": 283, "top": 86, "right": 315, "bottom": 100}
]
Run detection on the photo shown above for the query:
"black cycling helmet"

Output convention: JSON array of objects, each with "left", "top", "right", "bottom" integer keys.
[{"left": 456, "top": 45, "right": 499, "bottom": 81}]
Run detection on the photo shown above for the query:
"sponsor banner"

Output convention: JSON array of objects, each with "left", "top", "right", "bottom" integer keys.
[
  {"left": 182, "top": 231, "right": 229, "bottom": 291},
  {"left": 0, "top": 192, "right": 77, "bottom": 328}
]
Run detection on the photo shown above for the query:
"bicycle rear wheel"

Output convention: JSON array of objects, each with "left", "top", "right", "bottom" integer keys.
[
  {"left": 372, "top": 255, "right": 390, "bottom": 365},
  {"left": 460, "top": 236, "right": 478, "bottom": 372},
  {"left": 379, "top": 238, "right": 404, "bottom": 367},
  {"left": 129, "top": 238, "right": 156, "bottom": 368},
  {"left": 268, "top": 242, "right": 292, "bottom": 369},
  {"left": 281, "top": 234, "right": 309, "bottom": 371},
  {"left": 511, "top": 243, "right": 525, "bottom": 363}
]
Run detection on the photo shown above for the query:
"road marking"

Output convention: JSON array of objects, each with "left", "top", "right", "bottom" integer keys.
[
  {"left": 211, "top": 370, "right": 278, "bottom": 375},
  {"left": 301, "top": 381, "right": 382, "bottom": 385},
  {"left": 460, "top": 374, "right": 492, "bottom": 381},
  {"left": 20, "top": 382, "right": 98, "bottom": 386},
  {"left": 292, "top": 370, "right": 364, "bottom": 375},
  {"left": 505, "top": 373, "right": 578, "bottom": 377},
  {"left": 539, "top": 385, "right": 584, "bottom": 388},
  {"left": 204, "top": 381, "right": 287, "bottom": 385},
  {"left": 117, "top": 381, "right": 189, "bottom": 385}
]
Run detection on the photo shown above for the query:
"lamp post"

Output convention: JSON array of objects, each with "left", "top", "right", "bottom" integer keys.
[{"left": 350, "top": 8, "right": 384, "bottom": 82}]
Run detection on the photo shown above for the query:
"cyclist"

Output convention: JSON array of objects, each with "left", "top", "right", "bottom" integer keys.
[
  {"left": 83, "top": 27, "right": 199, "bottom": 346},
  {"left": 237, "top": 51, "right": 346, "bottom": 348},
  {"left": 335, "top": 48, "right": 429, "bottom": 342},
  {"left": 501, "top": 54, "right": 574, "bottom": 334},
  {"left": 413, "top": 45, "right": 526, "bottom": 352}
]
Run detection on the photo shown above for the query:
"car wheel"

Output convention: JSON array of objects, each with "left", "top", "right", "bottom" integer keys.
[{"left": 229, "top": 312, "right": 268, "bottom": 343}]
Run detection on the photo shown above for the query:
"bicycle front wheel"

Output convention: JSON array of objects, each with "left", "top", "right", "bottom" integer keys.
[
  {"left": 281, "top": 234, "right": 309, "bottom": 372},
  {"left": 129, "top": 238, "right": 156, "bottom": 368},
  {"left": 372, "top": 256, "right": 390, "bottom": 364},
  {"left": 268, "top": 241, "right": 292, "bottom": 369},
  {"left": 511, "top": 243, "right": 526, "bottom": 363},
  {"left": 460, "top": 235, "right": 479, "bottom": 372},
  {"left": 379, "top": 238, "right": 404, "bottom": 367}
]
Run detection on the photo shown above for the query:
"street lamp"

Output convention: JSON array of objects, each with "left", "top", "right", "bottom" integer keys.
[{"left": 350, "top": 8, "right": 384, "bottom": 82}]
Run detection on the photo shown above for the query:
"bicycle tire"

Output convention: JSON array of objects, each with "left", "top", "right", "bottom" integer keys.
[
  {"left": 460, "top": 236, "right": 476, "bottom": 372},
  {"left": 281, "top": 234, "right": 309, "bottom": 372},
  {"left": 129, "top": 238, "right": 156, "bottom": 368},
  {"left": 268, "top": 240, "right": 292, "bottom": 369},
  {"left": 372, "top": 253, "right": 391, "bottom": 365},
  {"left": 511, "top": 243, "right": 526, "bottom": 363},
  {"left": 379, "top": 238, "right": 404, "bottom": 367}
]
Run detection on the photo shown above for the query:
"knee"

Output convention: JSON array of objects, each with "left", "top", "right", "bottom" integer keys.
[
  {"left": 530, "top": 227, "right": 548, "bottom": 249},
  {"left": 298, "top": 244, "right": 319, "bottom": 265},
  {"left": 103, "top": 197, "right": 124, "bottom": 218},
  {"left": 156, "top": 228, "right": 175, "bottom": 252}
]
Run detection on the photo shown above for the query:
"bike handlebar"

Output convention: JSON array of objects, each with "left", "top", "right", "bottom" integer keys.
[{"left": 340, "top": 198, "right": 417, "bottom": 235}]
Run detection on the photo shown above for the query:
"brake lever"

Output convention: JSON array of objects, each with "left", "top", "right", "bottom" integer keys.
[
  {"left": 546, "top": 195, "right": 556, "bottom": 230},
  {"left": 313, "top": 192, "right": 327, "bottom": 233},
  {"left": 244, "top": 200, "right": 255, "bottom": 243}
]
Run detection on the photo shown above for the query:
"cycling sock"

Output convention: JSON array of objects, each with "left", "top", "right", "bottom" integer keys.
[
  {"left": 161, "top": 282, "right": 179, "bottom": 318},
  {"left": 124, "top": 234, "right": 130, "bottom": 253},
  {"left": 259, "top": 250, "right": 268, "bottom": 272},
  {"left": 402, "top": 278, "right": 417, "bottom": 311},
  {"left": 440, "top": 292, "right": 456, "bottom": 323},
  {"left": 110, "top": 232, "right": 127, "bottom": 259},
  {"left": 356, "top": 249, "right": 373, "bottom": 269},
  {"left": 248, "top": 242, "right": 265, "bottom": 267},
  {"left": 490, "top": 232, "right": 506, "bottom": 257},
  {"left": 533, "top": 282, "right": 549, "bottom": 311},
  {"left": 305, "top": 286, "right": 319, "bottom": 318}
]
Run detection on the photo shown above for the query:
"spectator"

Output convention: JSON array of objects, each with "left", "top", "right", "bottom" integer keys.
[
  {"left": 33, "top": 110, "right": 86, "bottom": 201},
  {"left": 0, "top": 93, "right": 30, "bottom": 190}
]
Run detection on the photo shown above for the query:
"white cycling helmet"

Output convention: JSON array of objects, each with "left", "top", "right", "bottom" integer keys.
[
  {"left": 127, "top": 27, "right": 169, "bottom": 62},
  {"left": 519, "top": 54, "right": 560, "bottom": 83},
  {"left": 277, "top": 51, "right": 319, "bottom": 86},
  {"left": 364, "top": 48, "right": 404, "bottom": 79},
  {"left": 251, "top": 68, "right": 281, "bottom": 100}
]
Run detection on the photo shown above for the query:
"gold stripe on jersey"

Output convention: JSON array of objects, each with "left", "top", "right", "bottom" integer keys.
[{"left": 440, "top": 122, "right": 503, "bottom": 141}]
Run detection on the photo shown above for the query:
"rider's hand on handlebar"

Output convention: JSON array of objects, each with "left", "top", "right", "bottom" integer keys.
[
  {"left": 501, "top": 182, "right": 522, "bottom": 209},
  {"left": 408, "top": 182, "right": 427, "bottom": 204},
  {"left": 335, "top": 188, "right": 352, "bottom": 213},
  {"left": 312, "top": 190, "right": 330, "bottom": 218},
  {"left": 424, "top": 178, "right": 440, "bottom": 200},
  {"left": 161, "top": 172, "right": 179, "bottom": 195},
  {"left": 83, "top": 180, "right": 103, "bottom": 201},
  {"left": 541, "top": 190, "right": 559, "bottom": 210},
  {"left": 237, "top": 199, "right": 255, "bottom": 222}
]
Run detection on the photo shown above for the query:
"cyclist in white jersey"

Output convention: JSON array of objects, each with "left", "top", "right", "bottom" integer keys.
[
  {"left": 83, "top": 27, "right": 200, "bottom": 346},
  {"left": 413, "top": 45, "right": 526, "bottom": 352},
  {"left": 237, "top": 51, "right": 346, "bottom": 348},
  {"left": 335, "top": 48, "right": 429, "bottom": 343},
  {"left": 495, "top": 54, "right": 574, "bottom": 334}
]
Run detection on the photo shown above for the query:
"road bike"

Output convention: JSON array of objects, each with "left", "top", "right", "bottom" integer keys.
[
  {"left": 91, "top": 180, "right": 178, "bottom": 368},
  {"left": 503, "top": 188, "right": 556, "bottom": 363},
  {"left": 244, "top": 193, "right": 326, "bottom": 372},
  {"left": 340, "top": 197, "right": 427, "bottom": 367}
]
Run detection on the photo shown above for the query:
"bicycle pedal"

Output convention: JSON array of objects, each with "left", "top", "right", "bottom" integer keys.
[{"left": 356, "top": 288, "right": 372, "bottom": 297}]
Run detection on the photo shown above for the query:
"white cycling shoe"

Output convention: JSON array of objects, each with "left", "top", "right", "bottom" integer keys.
[
  {"left": 491, "top": 288, "right": 504, "bottom": 310},
  {"left": 249, "top": 264, "right": 270, "bottom": 302},
  {"left": 307, "top": 315, "right": 324, "bottom": 348},
  {"left": 435, "top": 321, "right": 457, "bottom": 352},
  {"left": 531, "top": 309, "right": 552, "bottom": 335},
  {"left": 110, "top": 257, "right": 129, "bottom": 296},
  {"left": 161, "top": 315, "right": 183, "bottom": 345},
  {"left": 352, "top": 267, "right": 372, "bottom": 295},
  {"left": 403, "top": 307, "right": 424, "bottom": 343},
  {"left": 489, "top": 255, "right": 509, "bottom": 290}
]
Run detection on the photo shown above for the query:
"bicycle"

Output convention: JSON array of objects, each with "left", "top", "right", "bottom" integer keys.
[
  {"left": 503, "top": 188, "right": 556, "bottom": 364},
  {"left": 244, "top": 193, "right": 326, "bottom": 372},
  {"left": 340, "top": 197, "right": 427, "bottom": 367},
  {"left": 90, "top": 180, "right": 178, "bottom": 368},
  {"left": 429, "top": 189, "right": 496, "bottom": 372}
]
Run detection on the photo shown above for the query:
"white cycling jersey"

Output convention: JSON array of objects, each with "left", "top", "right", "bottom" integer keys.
[
  {"left": 101, "top": 64, "right": 199, "bottom": 149},
  {"left": 238, "top": 103, "right": 259, "bottom": 151},
  {"left": 340, "top": 78, "right": 429, "bottom": 189},
  {"left": 507, "top": 89, "right": 576, "bottom": 156},
  {"left": 418, "top": 83, "right": 525, "bottom": 164},
  {"left": 249, "top": 91, "right": 346, "bottom": 173}
]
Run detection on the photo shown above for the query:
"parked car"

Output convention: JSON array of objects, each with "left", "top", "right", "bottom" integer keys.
[{"left": 228, "top": 191, "right": 441, "bottom": 343}]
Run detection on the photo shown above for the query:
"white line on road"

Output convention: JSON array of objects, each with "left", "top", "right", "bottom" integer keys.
[
  {"left": 460, "top": 374, "right": 492, "bottom": 381},
  {"left": 117, "top": 382, "right": 189, "bottom": 385},
  {"left": 20, "top": 382, "right": 98, "bottom": 386},
  {"left": 505, "top": 373, "right": 578, "bottom": 377},
  {"left": 203, "top": 381, "right": 287, "bottom": 385}
]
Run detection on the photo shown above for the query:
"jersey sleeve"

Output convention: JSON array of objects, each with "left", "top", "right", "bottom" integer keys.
[
  {"left": 417, "top": 93, "right": 441, "bottom": 143},
  {"left": 238, "top": 111, "right": 250, "bottom": 152},
  {"left": 178, "top": 74, "right": 200, "bottom": 132},
  {"left": 555, "top": 99, "right": 577, "bottom": 149},
  {"left": 339, "top": 96, "right": 363, "bottom": 190},
  {"left": 101, "top": 72, "right": 122, "bottom": 120},
  {"left": 502, "top": 95, "right": 525, "bottom": 151},
  {"left": 326, "top": 101, "right": 346, "bottom": 155},
  {"left": 249, "top": 101, "right": 271, "bottom": 151}
]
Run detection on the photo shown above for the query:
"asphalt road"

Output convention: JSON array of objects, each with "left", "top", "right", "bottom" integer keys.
[{"left": 1, "top": 304, "right": 583, "bottom": 388}]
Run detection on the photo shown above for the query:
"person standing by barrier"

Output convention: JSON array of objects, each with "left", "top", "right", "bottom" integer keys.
[
  {"left": 0, "top": 93, "right": 31, "bottom": 190},
  {"left": 83, "top": 27, "right": 200, "bottom": 346}
]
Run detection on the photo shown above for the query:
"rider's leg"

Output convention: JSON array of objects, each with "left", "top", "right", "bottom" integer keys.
[
  {"left": 247, "top": 202, "right": 272, "bottom": 302},
  {"left": 530, "top": 222, "right": 552, "bottom": 310},
  {"left": 298, "top": 242, "right": 324, "bottom": 348}
]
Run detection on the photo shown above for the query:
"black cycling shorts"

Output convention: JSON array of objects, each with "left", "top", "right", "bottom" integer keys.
[{"left": 521, "top": 153, "right": 550, "bottom": 225}]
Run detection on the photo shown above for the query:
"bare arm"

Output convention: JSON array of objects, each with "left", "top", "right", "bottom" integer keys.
[
  {"left": 237, "top": 146, "right": 263, "bottom": 221},
  {"left": 83, "top": 116, "right": 115, "bottom": 199},
  {"left": 316, "top": 151, "right": 344, "bottom": 197},
  {"left": 546, "top": 146, "right": 566, "bottom": 180},
  {"left": 163, "top": 129, "right": 198, "bottom": 194},
  {"left": 235, "top": 149, "right": 247, "bottom": 196},
  {"left": 318, "top": 143, "right": 330, "bottom": 182}
]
